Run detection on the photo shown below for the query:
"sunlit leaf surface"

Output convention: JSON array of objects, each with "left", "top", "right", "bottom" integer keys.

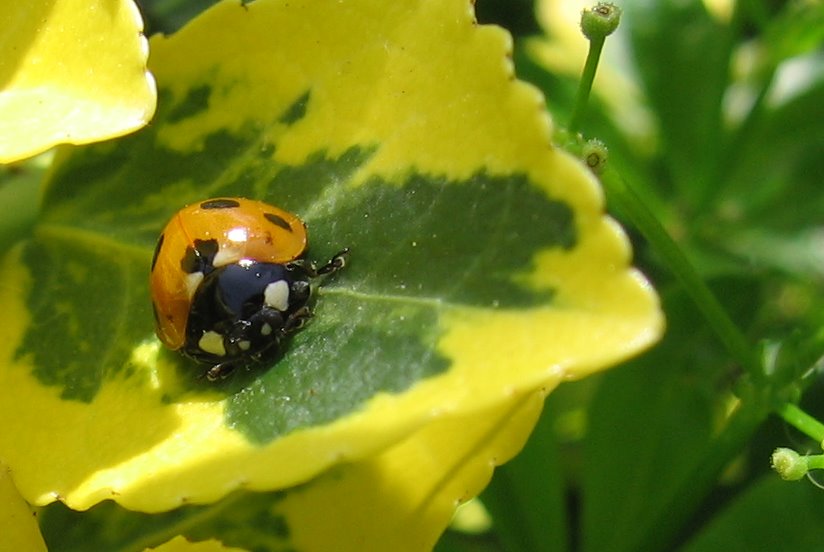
[
  {"left": 0, "top": 465, "right": 47, "bottom": 551},
  {"left": 0, "top": 0, "right": 156, "bottom": 162}
]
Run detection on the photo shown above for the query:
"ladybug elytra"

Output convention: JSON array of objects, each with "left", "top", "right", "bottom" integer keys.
[{"left": 150, "top": 197, "right": 347, "bottom": 380}]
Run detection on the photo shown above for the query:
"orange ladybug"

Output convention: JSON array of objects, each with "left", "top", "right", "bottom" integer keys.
[{"left": 150, "top": 198, "right": 347, "bottom": 380}]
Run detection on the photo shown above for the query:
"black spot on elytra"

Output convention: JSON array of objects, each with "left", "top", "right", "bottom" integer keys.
[
  {"left": 180, "top": 239, "right": 219, "bottom": 274},
  {"left": 151, "top": 233, "right": 164, "bottom": 272},
  {"left": 200, "top": 198, "right": 240, "bottom": 210},
  {"left": 264, "top": 212, "right": 293, "bottom": 232}
]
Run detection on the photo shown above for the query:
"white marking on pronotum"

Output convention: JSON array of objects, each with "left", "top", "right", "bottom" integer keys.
[
  {"left": 213, "top": 245, "right": 242, "bottom": 267},
  {"left": 199, "top": 331, "right": 226, "bottom": 356},
  {"left": 185, "top": 272, "right": 204, "bottom": 299},
  {"left": 261, "top": 323, "right": 273, "bottom": 336},
  {"left": 264, "top": 280, "right": 290, "bottom": 311}
]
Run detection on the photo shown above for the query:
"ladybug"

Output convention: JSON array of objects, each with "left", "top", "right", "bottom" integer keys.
[{"left": 150, "top": 197, "right": 347, "bottom": 380}]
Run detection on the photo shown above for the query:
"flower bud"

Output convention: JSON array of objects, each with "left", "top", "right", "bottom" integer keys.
[
  {"left": 581, "top": 3, "right": 622, "bottom": 41},
  {"left": 771, "top": 448, "right": 808, "bottom": 481}
]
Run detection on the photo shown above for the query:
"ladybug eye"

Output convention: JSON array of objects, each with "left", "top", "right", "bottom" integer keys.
[
  {"left": 200, "top": 198, "right": 240, "bottom": 209},
  {"left": 264, "top": 212, "right": 293, "bottom": 232}
]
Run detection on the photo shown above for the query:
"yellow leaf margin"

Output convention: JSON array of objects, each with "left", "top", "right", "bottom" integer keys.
[
  {"left": 0, "top": 0, "right": 156, "bottom": 163},
  {"left": 276, "top": 389, "right": 549, "bottom": 551}
]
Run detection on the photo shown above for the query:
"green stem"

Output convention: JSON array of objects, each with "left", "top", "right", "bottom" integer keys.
[
  {"left": 568, "top": 36, "right": 604, "bottom": 132},
  {"left": 775, "top": 402, "right": 824, "bottom": 443},
  {"left": 601, "top": 168, "right": 760, "bottom": 378}
]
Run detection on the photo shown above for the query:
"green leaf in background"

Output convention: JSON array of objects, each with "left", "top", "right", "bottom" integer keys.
[
  {"left": 683, "top": 475, "right": 824, "bottom": 551},
  {"left": 623, "top": 0, "right": 730, "bottom": 207},
  {"left": 711, "top": 79, "right": 824, "bottom": 279},
  {"left": 760, "top": 1, "right": 824, "bottom": 65},
  {"left": 580, "top": 290, "right": 722, "bottom": 552}
]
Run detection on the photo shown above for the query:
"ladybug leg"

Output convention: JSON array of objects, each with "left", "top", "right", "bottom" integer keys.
[
  {"left": 287, "top": 248, "right": 349, "bottom": 278},
  {"left": 316, "top": 248, "right": 349, "bottom": 276},
  {"left": 283, "top": 306, "right": 313, "bottom": 334},
  {"left": 203, "top": 361, "right": 237, "bottom": 381}
]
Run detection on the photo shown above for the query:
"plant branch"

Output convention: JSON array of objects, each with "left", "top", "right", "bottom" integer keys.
[{"left": 775, "top": 402, "right": 824, "bottom": 443}]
